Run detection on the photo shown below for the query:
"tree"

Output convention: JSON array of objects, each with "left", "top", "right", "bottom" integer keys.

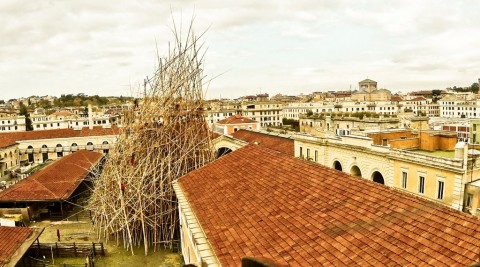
[
  {"left": 38, "top": 99, "right": 51, "bottom": 109},
  {"left": 432, "top": 89, "right": 442, "bottom": 103},
  {"left": 19, "top": 102, "right": 33, "bottom": 131},
  {"left": 471, "top": 83, "right": 479, "bottom": 94}
]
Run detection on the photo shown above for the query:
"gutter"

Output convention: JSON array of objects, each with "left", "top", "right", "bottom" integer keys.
[{"left": 173, "top": 181, "right": 221, "bottom": 267}]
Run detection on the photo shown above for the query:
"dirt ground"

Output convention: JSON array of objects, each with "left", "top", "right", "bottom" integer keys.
[{"left": 30, "top": 220, "right": 182, "bottom": 267}]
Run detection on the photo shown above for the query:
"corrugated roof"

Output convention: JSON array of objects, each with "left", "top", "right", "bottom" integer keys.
[
  {"left": 231, "top": 130, "right": 293, "bottom": 155},
  {"left": 178, "top": 144, "right": 480, "bottom": 266},
  {"left": 0, "top": 126, "right": 119, "bottom": 148},
  {"left": 0, "top": 150, "right": 102, "bottom": 202}
]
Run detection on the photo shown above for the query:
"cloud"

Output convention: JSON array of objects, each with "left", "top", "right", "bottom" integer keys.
[{"left": 1, "top": 0, "right": 480, "bottom": 100}]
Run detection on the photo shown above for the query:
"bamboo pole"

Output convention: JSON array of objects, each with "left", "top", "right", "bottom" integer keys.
[{"left": 87, "top": 21, "right": 215, "bottom": 255}]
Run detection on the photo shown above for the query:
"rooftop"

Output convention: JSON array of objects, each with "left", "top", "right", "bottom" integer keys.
[
  {"left": 178, "top": 144, "right": 480, "bottom": 266},
  {"left": 409, "top": 96, "right": 428, "bottom": 101},
  {"left": 0, "top": 226, "right": 43, "bottom": 266},
  {"left": 412, "top": 149, "right": 456, "bottom": 159},
  {"left": 0, "top": 126, "right": 120, "bottom": 148},
  {"left": 231, "top": 129, "right": 294, "bottom": 155},
  {"left": 359, "top": 78, "right": 376, "bottom": 83},
  {"left": 0, "top": 150, "right": 102, "bottom": 202},
  {"left": 217, "top": 115, "right": 257, "bottom": 125}
]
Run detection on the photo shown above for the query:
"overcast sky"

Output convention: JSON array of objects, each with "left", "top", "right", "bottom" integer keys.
[{"left": 1, "top": 0, "right": 480, "bottom": 100}]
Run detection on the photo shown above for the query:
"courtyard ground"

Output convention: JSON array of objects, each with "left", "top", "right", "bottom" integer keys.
[{"left": 31, "top": 220, "right": 182, "bottom": 267}]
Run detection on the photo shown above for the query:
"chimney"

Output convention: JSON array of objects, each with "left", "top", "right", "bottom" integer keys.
[{"left": 88, "top": 104, "right": 93, "bottom": 130}]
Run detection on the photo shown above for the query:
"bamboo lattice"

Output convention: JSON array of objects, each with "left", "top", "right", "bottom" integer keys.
[{"left": 88, "top": 23, "right": 215, "bottom": 255}]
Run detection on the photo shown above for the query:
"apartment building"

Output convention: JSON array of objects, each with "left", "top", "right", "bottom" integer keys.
[
  {"left": 212, "top": 115, "right": 260, "bottom": 135},
  {"left": 31, "top": 106, "right": 117, "bottom": 131},
  {"left": 402, "top": 96, "right": 431, "bottom": 116},
  {"left": 241, "top": 101, "right": 283, "bottom": 127},
  {"left": 282, "top": 102, "right": 332, "bottom": 120},
  {"left": 204, "top": 101, "right": 240, "bottom": 125},
  {"left": 298, "top": 130, "right": 474, "bottom": 210},
  {"left": 300, "top": 115, "right": 401, "bottom": 136},
  {"left": 439, "top": 94, "right": 480, "bottom": 119},
  {"left": 0, "top": 126, "right": 119, "bottom": 179},
  {"left": 0, "top": 110, "right": 26, "bottom": 132}
]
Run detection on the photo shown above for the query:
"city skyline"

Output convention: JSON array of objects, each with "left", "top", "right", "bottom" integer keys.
[{"left": 1, "top": 0, "right": 480, "bottom": 101}]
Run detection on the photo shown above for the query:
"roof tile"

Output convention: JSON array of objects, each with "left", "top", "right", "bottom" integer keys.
[
  {"left": 0, "top": 226, "right": 35, "bottom": 264},
  {"left": 0, "top": 126, "right": 119, "bottom": 148},
  {"left": 178, "top": 144, "right": 480, "bottom": 266},
  {"left": 0, "top": 150, "right": 102, "bottom": 201}
]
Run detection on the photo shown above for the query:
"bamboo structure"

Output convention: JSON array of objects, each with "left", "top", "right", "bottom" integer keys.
[{"left": 88, "top": 23, "right": 215, "bottom": 255}]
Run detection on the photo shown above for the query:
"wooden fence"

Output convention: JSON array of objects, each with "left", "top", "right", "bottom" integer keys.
[{"left": 28, "top": 242, "right": 105, "bottom": 258}]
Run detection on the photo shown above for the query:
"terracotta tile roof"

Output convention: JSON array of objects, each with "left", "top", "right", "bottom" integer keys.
[
  {"left": 217, "top": 115, "right": 257, "bottom": 124},
  {"left": 0, "top": 226, "right": 39, "bottom": 266},
  {"left": 0, "top": 150, "right": 102, "bottom": 202},
  {"left": 0, "top": 126, "right": 120, "bottom": 148},
  {"left": 231, "top": 130, "right": 294, "bottom": 155},
  {"left": 390, "top": 96, "right": 403, "bottom": 102},
  {"left": 51, "top": 111, "right": 73, "bottom": 117},
  {"left": 178, "top": 144, "right": 480, "bottom": 266},
  {"left": 409, "top": 96, "right": 427, "bottom": 101}
]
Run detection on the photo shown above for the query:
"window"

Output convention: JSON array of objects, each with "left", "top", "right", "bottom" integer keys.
[
  {"left": 402, "top": 172, "right": 407, "bottom": 189},
  {"left": 419, "top": 176, "right": 425, "bottom": 194},
  {"left": 437, "top": 180, "right": 444, "bottom": 200},
  {"left": 314, "top": 150, "right": 318, "bottom": 162},
  {"left": 306, "top": 148, "right": 310, "bottom": 160},
  {"left": 299, "top": 147, "right": 303, "bottom": 158},
  {"left": 466, "top": 193, "right": 473, "bottom": 208}
]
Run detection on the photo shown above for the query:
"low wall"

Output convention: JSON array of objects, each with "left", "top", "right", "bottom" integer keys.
[{"left": 0, "top": 207, "right": 31, "bottom": 224}]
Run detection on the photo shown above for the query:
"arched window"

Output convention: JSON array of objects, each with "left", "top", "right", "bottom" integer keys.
[
  {"left": 350, "top": 165, "right": 362, "bottom": 177},
  {"left": 71, "top": 143, "right": 78, "bottom": 152},
  {"left": 372, "top": 171, "right": 385, "bottom": 185},
  {"left": 87, "top": 142, "right": 94, "bottom": 151},
  {"left": 102, "top": 141, "right": 109, "bottom": 154},
  {"left": 56, "top": 144, "right": 63, "bottom": 158},
  {"left": 27, "top": 145, "right": 34, "bottom": 162},
  {"left": 41, "top": 145, "right": 48, "bottom": 162},
  {"left": 216, "top": 147, "right": 233, "bottom": 158},
  {"left": 333, "top": 161, "right": 342, "bottom": 171}
]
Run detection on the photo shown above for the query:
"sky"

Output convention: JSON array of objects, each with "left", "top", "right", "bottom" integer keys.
[{"left": 1, "top": 0, "right": 480, "bottom": 101}]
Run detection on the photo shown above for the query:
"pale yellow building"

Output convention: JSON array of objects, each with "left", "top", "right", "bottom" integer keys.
[
  {"left": 351, "top": 79, "right": 392, "bottom": 102},
  {"left": 215, "top": 128, "right": 473, "bottom": 211},
  {"left": 0, "top": 126, "right": 119, "bottom": 180}
]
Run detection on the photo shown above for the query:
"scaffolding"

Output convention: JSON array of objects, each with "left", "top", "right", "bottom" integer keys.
[{"left": 88, "top": 23, "right": 214, "bottom": 255}]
